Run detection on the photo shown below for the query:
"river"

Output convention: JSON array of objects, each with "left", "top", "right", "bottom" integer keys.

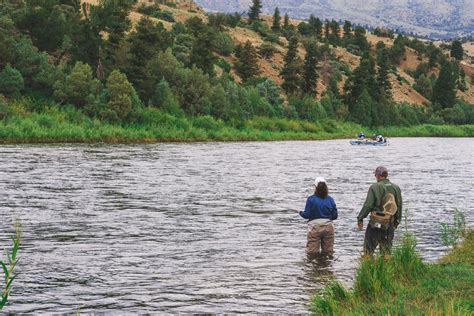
[{"left": 0, "top": 138, "right": 472, "bottom": 313}]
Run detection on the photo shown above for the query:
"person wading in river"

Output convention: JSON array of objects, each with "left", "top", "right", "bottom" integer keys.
[
  {"left": 357, "top": 166, "right": 402, "bottom": 256},
  {"left": 299, "top": 177, "right": 338, "bottom": 258}
]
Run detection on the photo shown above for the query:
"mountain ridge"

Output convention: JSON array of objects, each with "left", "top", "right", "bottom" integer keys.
[{"left": 195, "top": 0, "right": 474, "bottom": 39}]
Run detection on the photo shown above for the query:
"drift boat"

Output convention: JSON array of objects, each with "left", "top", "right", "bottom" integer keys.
[{"left": 350, "top": 139, "right": 389, "bottom": 146}]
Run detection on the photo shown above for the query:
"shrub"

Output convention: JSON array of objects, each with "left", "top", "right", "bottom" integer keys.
[{"left": 0, "top": 64, "right": 24, "bottom": 96}]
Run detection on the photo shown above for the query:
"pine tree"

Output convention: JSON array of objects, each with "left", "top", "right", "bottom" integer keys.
[
  {"left": 351, "top": 88, "right": 374, "bottom": 126},
  {"left": 343, "top": 20, "right": 352, "bottom": 39},
  {"left": 450, "top": 40, "right": 463, "bottom": 61},
  {"left": 271, "top": 7, "right": 281, "bottom": 32},
  {"left": 301, "top": 40, "right": 318, "bottom": 95},
  {"left": 283, "top": 13, "right": 290, "bottom": 29},
  {"left": 376, "top": 47, "right": 392, "bottom": 97},
  {"left": 280, "top": 36, "right": 302, "bottom": 94},
  {"left": 248, "top": 0, "right": 262, "bottom": 22},
  {"left": 344, "top": 53, "right": 378, "bottom": 113},
  {"left": 235, "top": 41, "right": 260, "bottom": 82},
  {"left": 432, "top": 60, "right": 457, "bottom": 110},
  {"left": 308, "top": 15, "right": 323, "bottom": 39},
  {"left": 190, "top": 28, "right": 217, "bottom": 76}
]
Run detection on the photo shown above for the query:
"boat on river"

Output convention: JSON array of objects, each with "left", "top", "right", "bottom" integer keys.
[{"left": 350, "top": 139, "right": 389, "bottom": 146}]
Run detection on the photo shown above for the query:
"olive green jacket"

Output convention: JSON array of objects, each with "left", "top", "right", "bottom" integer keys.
[{"left": 357, "top": 178, "right": 403, "bottom": 227}]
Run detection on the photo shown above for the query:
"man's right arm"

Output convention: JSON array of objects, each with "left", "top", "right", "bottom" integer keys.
[{"left": 357, "top": 186, "right": 375, "bottom": 224}]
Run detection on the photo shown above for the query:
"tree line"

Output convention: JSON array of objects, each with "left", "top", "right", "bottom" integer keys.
[{"left": 0, "top": 0, "right": 472, "bottom": 128}]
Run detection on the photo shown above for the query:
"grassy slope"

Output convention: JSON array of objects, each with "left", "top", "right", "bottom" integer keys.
[{"left": 310, "top": 232, "right": 474, "bottom": 315}]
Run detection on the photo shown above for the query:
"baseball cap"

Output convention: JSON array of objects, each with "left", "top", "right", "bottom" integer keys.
[
  {"left": 374, "top": 166, "right": 388, "bottom": 177},
  {"left": 314, "top": 177, "right": 326, "bottom": 186}
]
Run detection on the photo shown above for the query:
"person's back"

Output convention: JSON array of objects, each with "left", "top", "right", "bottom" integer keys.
[
  {"left": 299, "top": 177, "right": 338, "bottom": 257},
  {"left": 357, "top": 166, "right": 403, "bottom": 255}
]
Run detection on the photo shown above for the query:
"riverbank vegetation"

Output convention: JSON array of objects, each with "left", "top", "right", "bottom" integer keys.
[
  {"left": 1, "top": 99, "right": 473, "bottom": 143},
  {"left": 0, "top": 220, "right": 21, "bottom": 310},
  {"left": 310, "top": 216, "right": 473, "bottom": 315},
  {"left": 0, "top": 0, "right": 473, "bottom": 143}
]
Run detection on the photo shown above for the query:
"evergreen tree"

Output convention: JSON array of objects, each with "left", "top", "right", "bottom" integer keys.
[
  {"left": 376, "top": 46, "right": 392, "bottom": 97},
  {"left": 280, "top": 36, "right": 302, "bottom": 95},
  {"left": 190, "top": 28, "right": 217, "bottom": 76},
  {"left": 302, "top": 40, "right": 318, "bottom": 95},
  {"left": 351, "top": 88, "right": 374, "bottom": 126},
  {"left": 324, "top": 19, "right": 330, "bottom": 39},
  {"left": 271, "top": 7, "right": 281, "bottom": 32},
  {"left": 450, "top": 40, "right": 463, "bottom": 61},
  {"left": 105, "top": 70, "right": 135, "bottom": 121},
  {"left": 248, "top": 0, "right": 262, "bottom": 22},
  {"left": 0, "top": 64, "right": 24, "bottom": 96},
  {"left": 283, "top": 13, "right": 290, "bottom": 30},
  {"left": 151, "top": 79, "right": 182, "bottom": 116},
  {"left": 308, "top": 15, "right": 322, "bottom": 38},
  {"left": 343, "top": 20, "right": 352, "bottom": 39},
  {"left": 126, "top": 17, "right": 173, "bottom": 101},
  {"left": 432, "top": 60, "right": 457, "bottom": 110},
  {"left": 235, "top": 40, "right": 260, "bottom": 82},
  {"left": 344, "top": 53, "right": 378, "bottom": 113}
]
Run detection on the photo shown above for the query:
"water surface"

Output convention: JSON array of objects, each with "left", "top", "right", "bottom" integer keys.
[{"left": 0, "top": 138, "right": 472, "bottom": 313}]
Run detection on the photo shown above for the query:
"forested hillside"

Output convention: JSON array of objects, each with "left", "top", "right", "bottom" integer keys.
[{"left": 0, "top": 0, "right": 473, "bottom": 143}]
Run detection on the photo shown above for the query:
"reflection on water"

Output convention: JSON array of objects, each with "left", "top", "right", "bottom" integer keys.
[{"left": 0, "top": 138, "right": 472, "bottom": 313}]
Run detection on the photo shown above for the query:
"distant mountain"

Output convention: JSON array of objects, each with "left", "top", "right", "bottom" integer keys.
[{"left": 195, "top": 0, "right": 474, "bottom": 39}]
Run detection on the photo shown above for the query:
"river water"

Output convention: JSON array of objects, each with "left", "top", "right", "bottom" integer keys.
[{"left": 0, "top": 138, "right": 472, "bottom": 313}]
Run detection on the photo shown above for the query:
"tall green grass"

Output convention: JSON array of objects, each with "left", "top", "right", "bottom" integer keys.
[
  {"left": 0, "top": 100, "right": 473, "bottom": 143},
  {"left": 0, "top": 220, "right": 21, "bottom": 310},
  {"left": 310, "top": 224, "right": 473, "bottom": 315}
]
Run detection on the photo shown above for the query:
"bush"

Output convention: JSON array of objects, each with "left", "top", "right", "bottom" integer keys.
[
  {"left": 192, "top": 115, "right": 224, "bottom": 130},
  {"left": 0, "top": 64, "right": 24, "bottom": 96}
]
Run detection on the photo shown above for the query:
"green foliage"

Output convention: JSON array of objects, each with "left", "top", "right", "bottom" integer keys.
[
  {"left": 0, "top": 219, "right": 22, "bottom": 310},
  {"left": 53, "top": 61, "right": 101, "bottom": 109},
  {"left": 302, "top": 40, "right": 318, "bottom": 96},
  {"left": 103, "top": 70, "right": 136, "bottom": 122},
  {"left": 151, "top": 79, "right": 182, "bottom": 117},
  {"left": 248, "top": 0, "right": 262, "bottom": 22},
  {"left": 280, "top": 36, "right": 302, "bottom": 95},
  {"left": 439, "top": 209, "right": 466, "bottom": 248},
  {"left": 213, "top": 32, "right": 234, "bottom": 56},
  {"left": 190, "top": 28, "right": 217, "bottom": 76},
  {"left": 271, "top": 7, "right": 281, "bottom": 32},
  {"left": 235, "top": 41, "right": 260, "bottom": 83},
  {"left": 351, "top": 89, "right": 374, "bottom": 126},
  {"left": 258, "top": 42, "right": 278, "bottom": 60},
  {"left": 0, "top": 64, "right": 24, "bottom": 96},
  {"left": 432, "top": 60, "right": 457, "bottom": 110},
  {"left": 450, "top": 40, "right": 464, "bottom": 61}
]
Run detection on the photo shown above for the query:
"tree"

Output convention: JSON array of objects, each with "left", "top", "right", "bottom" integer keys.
[
  {"left": 413, "top": 74, "right": 432, "bottom": 99},
  {"left": 377, "top": 47, "right": 392, "bottom": 97},
  {"left": 344, "top": 53, "right": 378, "bottom": 112},
  {"left": 351, "top": 88, "right": 374, "bottom": 126},
  {"left": 190, "top": 28, "right": 217, "bottom": 76},
  {"left": 151, "top": 79, "right": 182, "bottom": 116},
  {"left": 126, "top": 17, "right": 173, "bottom": 101},
  {"left": 0, "top": 64, "right": 24, "bottom": 96},
  {"left": 271, "top": 7, "right": 281, "bottom": 32},
  {"left": 432, "top": 60, "right": 457, "bottom": 110},
  {"left": 343, "top": 20, "right": 352, "bottom": 39},
  {"left": 248, "top": 0, "right": 262, "bottom": 22},
  {"left": 308, "top": 15, "right": 322, "bottom": 39},
  {"left": 283, "top": 13, "right": 290, "bottom": 29},
  {"left": 235, "top": 41, "right": 260, "bottom": 82},
  {"left": 53, "top": 61, "right": 101, "bottom": 109},
  {"left": 280, "top": 36, "right": 302, "bottom": 95},
  {"left": 450, "top": 40, "right": 463, "bottom": 61},
  {"left": 104, "top": 70, "right": 135, "bottom": 121},
  {"left": 301, "top": 40, "right": 318, "bottom": 95}
]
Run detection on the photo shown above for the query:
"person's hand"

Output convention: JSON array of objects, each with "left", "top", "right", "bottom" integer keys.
[{"left": 357, "top": 222, "right": 363, "bottom": 230}]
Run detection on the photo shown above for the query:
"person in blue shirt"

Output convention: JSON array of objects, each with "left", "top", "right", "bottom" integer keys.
[{"left": 299, "top": 177, "right": 338, "bottom": 256}]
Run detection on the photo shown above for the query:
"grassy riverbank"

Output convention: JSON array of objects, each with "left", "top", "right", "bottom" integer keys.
[
  {"left": 310, "top": 231, "right": 474, "bottom": 315},
  {"left": 0, "top": 102, "right": 473, "bottom": 143}
]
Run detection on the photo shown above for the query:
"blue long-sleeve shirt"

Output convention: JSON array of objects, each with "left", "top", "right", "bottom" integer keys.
[{"left": 299, "top": 195, "right": 338, "bottom": 221}]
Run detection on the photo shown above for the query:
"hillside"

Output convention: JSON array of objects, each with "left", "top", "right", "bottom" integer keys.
[
  {"left": 196, "top": 0, "right": 474, "bottom": 39},
  {"left": 0, "top": 0, "right": 472, "bottom": 143},
  {"left": 91, "top": 0, "right": 473, "bottom": 106}
]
